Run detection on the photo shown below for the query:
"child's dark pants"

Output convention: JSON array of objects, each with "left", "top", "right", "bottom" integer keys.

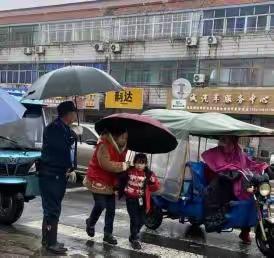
[{"left": 126, "top": 198, "right": 145, "bottom": 241}]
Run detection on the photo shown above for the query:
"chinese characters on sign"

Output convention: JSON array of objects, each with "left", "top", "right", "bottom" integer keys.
[
  {"left": 186, "top": 88, "right": 274, "bottom": 115},
  {"left": 105, "top": 88, "right": 143, "bottom": 109},
  {"left": 114, "top": 91, "right": 133, "bottom": 103},
  {"left": 85, "top": 94, "right": 100, "bottom": 110},
  {"left": 43, "top": 95, "right": 100, "bottom": 110},
  {"left": 189, "top": 93, "right": 269, "bottom": 105}
]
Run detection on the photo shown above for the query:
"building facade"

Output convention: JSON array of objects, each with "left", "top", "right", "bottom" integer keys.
[{"left": 1, "top": 0, "right": 274, "bottom": 158}]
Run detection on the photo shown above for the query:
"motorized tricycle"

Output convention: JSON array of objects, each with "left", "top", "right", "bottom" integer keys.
[
  {"left": 0, "top": 96, "right": 45, "bottom": 224},
  {"left": 143, "top": 109, "right": 274, "bottom": 257}
]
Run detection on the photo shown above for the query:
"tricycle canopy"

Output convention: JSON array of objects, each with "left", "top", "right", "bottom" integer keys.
[
  {"left": 143, "top": 109, "right": 274, "bottom": 139},
  {"left": 143, "top": 109, "right": 274, "bottom": 201}
]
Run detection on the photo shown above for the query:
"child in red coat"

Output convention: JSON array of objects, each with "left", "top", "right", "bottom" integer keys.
[{"left": 118, "top": 153, "right": 160, "bottom": 250}]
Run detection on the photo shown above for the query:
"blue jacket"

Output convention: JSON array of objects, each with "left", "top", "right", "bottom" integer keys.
[{"left": 41, "top": 118, "right": 77, "bottom": 172}]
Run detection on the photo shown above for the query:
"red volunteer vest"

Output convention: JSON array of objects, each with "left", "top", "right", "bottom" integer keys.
[{"left": 87, "top": 139, "right": 127, "bottom": 187}]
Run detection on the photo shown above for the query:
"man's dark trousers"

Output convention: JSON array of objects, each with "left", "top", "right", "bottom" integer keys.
[{"left": 39, "top": 167, "right": 67, "bottom": 246}]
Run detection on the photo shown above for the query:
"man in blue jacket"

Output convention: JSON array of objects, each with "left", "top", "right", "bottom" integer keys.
[{"left": 39, "top": 101, "right": 78, "bottom": 254}]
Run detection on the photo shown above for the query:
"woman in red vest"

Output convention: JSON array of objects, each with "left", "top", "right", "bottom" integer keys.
[{"left": 84, "top": 127, "right": 129, "bottom": 245}]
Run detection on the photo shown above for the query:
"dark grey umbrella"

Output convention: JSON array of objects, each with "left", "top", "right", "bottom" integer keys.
[{"left": 24, "top": 66, "right": 122, "bottom": 100}]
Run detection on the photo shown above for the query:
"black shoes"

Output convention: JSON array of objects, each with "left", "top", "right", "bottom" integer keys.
[
  {"left": 103, "top": 233, "right": 118, "bottom": 245},
  {"left": 47, "top": 244, "right": 68, "bottom": 254},
  {"left": 86, "top": 218, "right": 117, "bottom": 245},
  {"left": 42, "top": 240, "right": 65, "bottom": 248},
  {"left": 42, "top": 220, "right": 68, "bottom": 254},
  {"left": 86, "top": 218, "right": 95, "bottom": 237},
  {"left": 129, "top": 238, "right": 142, "bottom": 250}
]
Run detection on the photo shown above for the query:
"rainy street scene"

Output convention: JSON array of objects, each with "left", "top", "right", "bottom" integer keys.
[{"left": 2, "top": 0, "right": 274, "bottom": 257}]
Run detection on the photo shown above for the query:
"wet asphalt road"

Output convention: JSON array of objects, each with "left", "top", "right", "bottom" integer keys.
[{"left": 0, "top": 185, "right": 265, "bottom": 258}]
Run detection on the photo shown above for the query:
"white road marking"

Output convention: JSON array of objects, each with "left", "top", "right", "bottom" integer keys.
[
  {"left": 68, "top": 213, "right": 88, "bottom": 219},
  {"left": 115, "top": 208, "right": 129, "bottom": 216},
  {"left": 19, "top": 220, "right": 201, "bottom": 258},
  {"left": 67, "top": 208, "right": 129, "bottom": 220},
  {"left": 66, "top": 187, "right": 87, "bottom": 193}
]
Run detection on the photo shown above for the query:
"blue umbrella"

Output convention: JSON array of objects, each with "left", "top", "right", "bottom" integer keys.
[{"left": 0, "top": 89, "right": 26, "bottom": 125}]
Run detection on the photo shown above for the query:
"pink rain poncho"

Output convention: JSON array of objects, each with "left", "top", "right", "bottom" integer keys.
[{"left": 202, "top": 137, "right": 268, "bottom": 200}]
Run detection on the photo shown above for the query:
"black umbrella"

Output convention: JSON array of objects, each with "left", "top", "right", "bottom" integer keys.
[
  {"left": 24, "top": 66, "right": 122, "bottom": 100},
  {"left": 95, "top": 113, "right": 178, "bottom": 154}
]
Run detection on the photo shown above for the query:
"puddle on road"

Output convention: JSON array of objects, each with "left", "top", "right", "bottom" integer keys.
[
  {"left": 0, "top": 229, "right": 90, "bottom": 258},
  {"left": 0, "top": 230, "right": 40, "bottom": 256}
]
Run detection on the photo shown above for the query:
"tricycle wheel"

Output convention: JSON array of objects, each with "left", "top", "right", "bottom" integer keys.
[
  {"left": 145, "top": 204, "right": 163, "bottom": 230},
  {"left": 188, "top": 217, "right": 202, "bottom": 227},
  {"left": 0, "top": 192, "right": 24, "bottom": 225},
  {"left": 255, "top": 224, "right": 274, "bottom": 256}
]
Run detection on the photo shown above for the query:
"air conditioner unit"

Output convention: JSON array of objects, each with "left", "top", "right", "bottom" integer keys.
[
  {"left": 186, "top": 37, "right": 198, "bottom": 47},
  {"left": 193, "top": 74, "right": 206, "bottom": 84},
  {"left": 110, "top": 43, "right": 122, "bottom": 53},
  {"left": 24, "top": 47, "right": 32, "bottom": 55},
  {"left": 35, "top": 46, "right": 45, "bottom": 55},
  {"left": 207, "top": 36, "right": 218, "bottom": 46},
  {"left": 94, "top": 43, "right": 105, "bottom": 52}
]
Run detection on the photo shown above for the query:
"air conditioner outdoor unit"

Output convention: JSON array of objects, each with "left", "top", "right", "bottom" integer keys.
[
  {"left": 193, "top": 74, "right": 206, "bottom": 84},
  {"left": 110, "top": 43, "right": 122, "bottom": 53},
  {"left": 24, "top": 47, "right": 32, "bottom": 55},
  {"left": 186, "top": 37, "right": 198, "bottom": 47},
  {"left": 207, "top": 36, "right": 218, "bottom": 46},
  {"left": 35, "top": 46, "right": 45, "bottom": 55},
  {"left": 94, "top": 43, "right": 105, "bottom": 52}
]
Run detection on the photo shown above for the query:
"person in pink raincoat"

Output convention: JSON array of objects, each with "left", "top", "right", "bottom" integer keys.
[{"left": 202, "top": 135, "right": 269, "bottom": 244}]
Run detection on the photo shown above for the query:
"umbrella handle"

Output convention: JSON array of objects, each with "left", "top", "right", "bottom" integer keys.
[
  {"left": 127, "top": 151, "right": 133, "bottom": 165},
  {"left": 74, "top": 96, "right": 82, "bottom": 143},
  {"left": 74, "top": 96, "right": 80, "bottom": 126}
]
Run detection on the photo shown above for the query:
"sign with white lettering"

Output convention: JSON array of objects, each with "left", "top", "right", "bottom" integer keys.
[{"left": 186, "top": 87, "right": 274, "bottom": 115}]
